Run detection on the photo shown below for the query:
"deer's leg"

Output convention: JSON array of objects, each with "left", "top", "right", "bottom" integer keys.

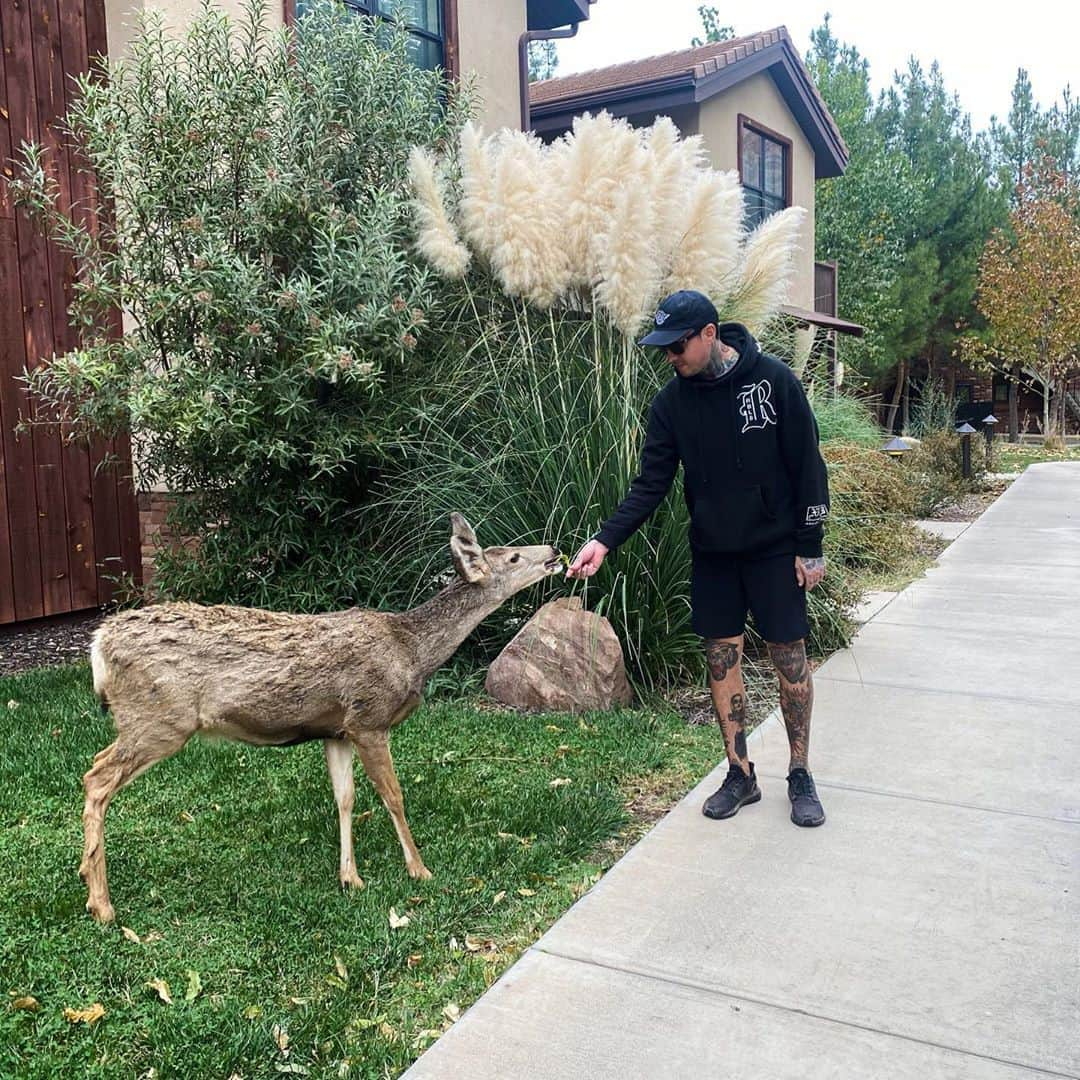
[
  {"left": 353, "top": 730, "right": 431, "bottom": 881},
  {"left": 80, "top": 731, "right": 190, "bottom": 923},
  {"left": 324, "top": 739, "right": 363, "bottom": 889}
]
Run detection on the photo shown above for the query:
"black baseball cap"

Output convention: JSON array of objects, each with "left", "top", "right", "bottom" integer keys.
[{"left": 638, "top": 290, "right": 720, "bottom": 347}]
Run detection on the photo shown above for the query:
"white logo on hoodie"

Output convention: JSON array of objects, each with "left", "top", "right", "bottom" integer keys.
[{"left": 738, "top": 380, "right": 777, "bottom": 432}]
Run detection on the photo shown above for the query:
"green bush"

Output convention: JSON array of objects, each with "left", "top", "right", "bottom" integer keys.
[
  {"left": 903, "top": 429, "right": 986, "bottom": 516},
  {"left": 11, "top": 0, "right": 467, "bottom": 610}
]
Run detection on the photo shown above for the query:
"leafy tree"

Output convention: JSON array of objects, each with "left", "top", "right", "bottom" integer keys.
[
  {"left": 691, "top": 6, "right": 734, "bottom": 47},
  {"left": 806, "top": 19, "right": 923, "bottom": 397},
  {"left": 9, "top": 0, "right": 468, "bottom": 610},
  {"left": 528, "top": 39, "right": 559, "bottom": 82},
  {"left": 973, "top": 165, "right": 1080, "bottom": 440}
]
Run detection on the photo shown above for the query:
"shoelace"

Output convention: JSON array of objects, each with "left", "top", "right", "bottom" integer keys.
[{"left": 788, "top": 771, "right": 816, "bottom": 798}]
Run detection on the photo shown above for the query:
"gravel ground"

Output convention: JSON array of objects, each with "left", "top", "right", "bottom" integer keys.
[{"left": 0, "top": 609, "right": 107, "bottom": 678}]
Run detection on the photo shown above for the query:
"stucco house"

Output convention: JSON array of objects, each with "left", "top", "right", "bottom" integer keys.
[
  {"left": 0, "top": 0, "right": 593, "bottom": 625},
  {"left": 530, "top": 28, "right": 862, "bottom": 340}
]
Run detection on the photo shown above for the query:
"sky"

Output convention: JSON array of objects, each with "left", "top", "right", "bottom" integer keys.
[{"left": 552, "top": 1, "right": 1079, "bottom": 135}]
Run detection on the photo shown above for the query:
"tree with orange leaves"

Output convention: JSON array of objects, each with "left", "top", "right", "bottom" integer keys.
[{"left": 974, "top": 163, "right": 1080, "bottom": 440}]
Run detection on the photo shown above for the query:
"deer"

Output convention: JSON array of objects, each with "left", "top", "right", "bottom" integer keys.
[{"left": 80, "top": 513, "right": 562, "bottom": 923}]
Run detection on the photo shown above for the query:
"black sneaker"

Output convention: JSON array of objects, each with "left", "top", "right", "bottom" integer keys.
[
  {"left": 702, "top": 762, "right": 761, "bottom": 820},
  {"left": 787, "top": 768, "right": 826, "bottom": 827}
]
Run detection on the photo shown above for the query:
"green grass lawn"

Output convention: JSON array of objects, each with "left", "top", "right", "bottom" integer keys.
[
  {"left": 0, "top": 663, "right": 724, "bottom": 1079},
  {"left": 994, "top": 441, "right": 1080, "bottom": 472}
]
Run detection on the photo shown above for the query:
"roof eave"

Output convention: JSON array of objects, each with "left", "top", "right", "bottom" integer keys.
[{"left": 530, "top": 73, "right": 697, "bottom": 135}]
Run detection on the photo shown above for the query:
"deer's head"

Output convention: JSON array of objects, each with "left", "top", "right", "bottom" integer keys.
[{"left": 449, "top": 513, "right": 562, "bottom": 599}]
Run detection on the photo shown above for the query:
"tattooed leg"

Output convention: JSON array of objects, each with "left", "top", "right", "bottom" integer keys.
[
  {"left": 768, "top": 639, "right": 813, "bottom": 771},
  {"left": 705, "top": 636, "right": 750, "bottom": 775}
]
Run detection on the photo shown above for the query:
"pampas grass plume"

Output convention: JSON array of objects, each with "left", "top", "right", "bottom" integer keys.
[
  {"left": 407, "top": 147, "right": 470, "bottom": 279},
  {"left": 730, "top": 205, "right": 807, "bottom": 333},
  {"left": 663, "top": 169, "right": 744, "bottom": 299},
  {"left": 596, "top": 180, "right": 660, "bottom": 336}
]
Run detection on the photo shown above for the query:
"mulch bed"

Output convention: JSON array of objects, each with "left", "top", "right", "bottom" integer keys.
[{"left": 0, "top": 609, "right": 106, "bottom": 678}]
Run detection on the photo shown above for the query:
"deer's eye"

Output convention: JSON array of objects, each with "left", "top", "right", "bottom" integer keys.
[{"left": 510, "top": 554, "right": 520, "bottom": 563}]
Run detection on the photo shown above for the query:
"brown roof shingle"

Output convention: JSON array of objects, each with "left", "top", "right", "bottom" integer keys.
[{"left": 530, "top": 27, "right": 787, "bottom": 106}]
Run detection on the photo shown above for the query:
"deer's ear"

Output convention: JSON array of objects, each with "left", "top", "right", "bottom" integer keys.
[
  {"left": 450, "top": 532, "right": 489, "bottom": 583},
  {"left": 449, "top": 512, "right": 477, "bottom": 545}
]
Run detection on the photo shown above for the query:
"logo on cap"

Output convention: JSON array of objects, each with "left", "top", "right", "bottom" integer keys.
[{"left": 654, "top": 309, "right": 670, "bottom": 325}]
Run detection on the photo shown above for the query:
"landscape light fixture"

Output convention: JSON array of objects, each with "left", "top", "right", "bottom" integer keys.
[
  {"left": 956, "top": 422, "right": 976, "bottom": 478},
  {"left": 881, "top": 436, "right": 912, "bottom": 459}
]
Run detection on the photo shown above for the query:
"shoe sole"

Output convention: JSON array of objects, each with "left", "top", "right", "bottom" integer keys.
[{"left": 702, "top": 789, "right": 761, "bottom": 820}]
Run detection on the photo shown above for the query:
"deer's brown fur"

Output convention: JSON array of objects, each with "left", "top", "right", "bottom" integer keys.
[{"left": 80, "top": 514, "right": 560, "bottom": 922}]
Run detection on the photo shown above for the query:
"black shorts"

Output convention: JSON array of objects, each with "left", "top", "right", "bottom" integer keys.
[{"left": 690, "top": 551, "right": 809, "bottom": 643}]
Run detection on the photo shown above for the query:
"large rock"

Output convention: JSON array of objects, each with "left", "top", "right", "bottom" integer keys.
[{"left": 485, "top": 597, "right": 634, "bottom": 713}]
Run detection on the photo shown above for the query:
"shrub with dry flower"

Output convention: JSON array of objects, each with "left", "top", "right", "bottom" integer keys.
[
  {"left": 355, "top": 114, "right": 822, "bottom": 689},
  {"left": 9, "top": 0, "right": 468, "bottom": 608}
]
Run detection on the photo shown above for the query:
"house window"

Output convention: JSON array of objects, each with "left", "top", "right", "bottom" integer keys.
[
  {"left": 739, "top": 115, "right": 791, "bottom": 230},
  {"left": 993, "top": 374, "right": 1010, "bottom": 403},
  {"left": 293, "top": 0, "right": 447, "bottom": 72},
  {"left": 955, "top": 382, "right": 974, "bottom": 405}
]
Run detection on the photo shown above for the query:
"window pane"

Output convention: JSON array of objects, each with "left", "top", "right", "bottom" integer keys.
[
  {"left": 405, "top": 31, "right": 443, "bottom": 70},
  {"left": 763, "top": 139, "right": 785, "bottom": 197},
  {"left": 378, "top": 0, "right": 439, "bottom": 30},
  {"left": 741, "top": 130, "right": 761, "bottom": 189}
]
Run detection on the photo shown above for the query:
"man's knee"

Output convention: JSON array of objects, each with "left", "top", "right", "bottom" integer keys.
[
  {"left": 767, "top": 639, "right": 809, "bottom": 684},
  {"left": 705, "top": 636, "right": 743, "bottom": 683}
]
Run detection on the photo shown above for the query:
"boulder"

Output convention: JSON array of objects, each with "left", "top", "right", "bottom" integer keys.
[{"left": 484, "top": 597, "right": 634, "bottom": 713}]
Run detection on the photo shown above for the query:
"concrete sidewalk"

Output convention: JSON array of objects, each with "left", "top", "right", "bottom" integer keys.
[{"left": 405, "top": 464, "right": 1080, "bottom": 1080}]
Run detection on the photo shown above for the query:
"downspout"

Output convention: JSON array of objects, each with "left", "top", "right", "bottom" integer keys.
[{"left": 519, "top": 22, "right": 580, "bottom": 131}]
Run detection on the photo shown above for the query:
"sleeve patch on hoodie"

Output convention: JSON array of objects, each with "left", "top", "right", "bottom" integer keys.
[{"left": 805, "top": 504, "right": 829, "bottom": 525}]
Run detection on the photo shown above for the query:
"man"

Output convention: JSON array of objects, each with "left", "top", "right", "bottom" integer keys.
[{"left": 568, "top": 290, "right": 829, "bottom": 827}]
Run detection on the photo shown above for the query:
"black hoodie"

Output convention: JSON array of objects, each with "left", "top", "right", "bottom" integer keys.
[{"left": 595, "top": 323, "right": 830, "bottom": 559}]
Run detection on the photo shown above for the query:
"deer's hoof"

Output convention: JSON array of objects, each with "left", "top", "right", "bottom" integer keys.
[
  {"left": 87, "top": 899, "right": 115, "bottom": 924},
  {"left": 340, "top": 872, "right": 365, "bottom": 891},
  {"left": 408, "top": 863, "right": 433, "bottom": 881}
]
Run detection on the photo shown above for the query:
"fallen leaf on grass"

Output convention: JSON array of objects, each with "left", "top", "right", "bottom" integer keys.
[
  {"left": 184, "top": 970, "right": 201, "bottom": 1002},
  {"left": 242, "top": 1004, "right": 263, "bottom": 1020},
  {"left": 378, "top": 1021, "right": 398, "bottom": 1040},
  {"left": 121, "top": 926, "right": 141, "bottom": 944},
  {"left": 142, "top": 930, "right": 164, "bottom": 944},
  {"left": 517, "top": 887, "right": 536, "bottom": 897},
  {"left": 273, "top": 1023, "right": 290, "bottom": 1052},
  {"left": 555, "top": 744, "right": 571, "bottom": 758},
  {"left": 12, "top": 997, "right": 39, "bottom": 1012},
  {"left": 63, "top": 1003, "right": 105, "bottom": 1025},
  {"left": 7, "top": 700, "right": 18, "bottom": 711},
  {"left": 274, "top": 1065, "right": 309, "bottom": 1076},
  {"left": 544, "top": 724, "right": 562, "bottom": 733},
  {"left": 388, "top": 908, "right": 410, "bottom": 930},
  {"left": 549, "top": 777, "right": 572, "bottom": 788},
  {"left": 464, "top": 934, "right": 496, "bottom": 953},
  {"left": 406, "top": 954, "right": 423, "bottom": 969},
  {"left": 441, "top": 1003, "right": 460, "bottom": 1023},
  {"left": 334, "top": 955, "right": 349, "bottom": 982},
  {"left": 492, "top": 891, "right": 506, "bottom": 905},
  {"left": 146, "top": 979, "right": 172, "bottom": 1005},
  {"left": 178, "top": 810, "right": 195, "bottom": 823}
]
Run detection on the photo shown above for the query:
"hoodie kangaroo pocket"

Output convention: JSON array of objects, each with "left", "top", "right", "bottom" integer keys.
[{"left": 690, "top": 486, "right": 775, "bottom": 552}]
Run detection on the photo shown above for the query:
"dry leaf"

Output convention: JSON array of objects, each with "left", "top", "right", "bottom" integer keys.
[
  {"left": 388, "top": 908, "right": 410, "bottom": 930},
  {"left": 146, "top": 978, "right": 172, "bottom": 1005},
  {"left": 334, "top": 955, "right": 349, "bottom": 982},
  {"left": 7, "top": 700, "right": 18, "bottom": 711},
  {"left": 121, "top": 926, "right": 141, "bottom": 944},
  {"left": 12, "top": 996, "right": 39, "bottom": 1012},
  {"left": 441, "top": 1003, "right": 461, "bottom": 1023},
  {"left": 549, "top": 777, "right": 572, "bottom": 788},
  {"left": 63, "top": 1002, "right": 105, "bottom": 1025},
  {"left": 273, "top": 1023, "right": 290, "bottom": 1052},
  {"left": 555, "top": 744, "right": 571, "bottom": 757},
  {"left": 544, "top": 724, "right": 562, "bottom": 732},
  {"left": 492, "top": 890, "right": 506, "bottom": 905},
  {"left": 242, "top": 1004, "right": 263, "bottom": 1020},
  {"left": 288, "top": 997, "right": 308, "bottom": 1006},
  {"left": 274, "top": 1065, "right": 309, "bottom": 1076},
  {"left": 377, "top": 1021, "right": 398, "bottom": 1040},
  {"left": 178, "top": 810, "right": 194, "bottom": 823},
  {"left": 356, "top": 810, "right": 373, "bottom": 823},
  {"left": 517, "top": 887, "right": 536, "bottom": 897},
  {"left": 464, "top": 934, "right": 496, "bottom": 953},
  {"left": 406, "top": 953, "right": 423, "bottom": 968},
  {"left": 184, "top": 970, "right": 202, "bottom": 1002},
  {"left": 142, "top": 930, "right": 164, "bottom": 944}
]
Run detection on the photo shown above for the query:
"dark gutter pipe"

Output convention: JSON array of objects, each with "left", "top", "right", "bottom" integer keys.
[{"left": 519, "top": 22, "right": 581, "bottom": 131}]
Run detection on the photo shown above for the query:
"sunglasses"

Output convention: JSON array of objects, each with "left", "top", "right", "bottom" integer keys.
[{"left": 663, "top": 329, "right": 702, "bottom": 356}]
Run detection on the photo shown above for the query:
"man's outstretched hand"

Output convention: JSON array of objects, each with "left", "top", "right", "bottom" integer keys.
[
  {"left": 795, "top": 555, "right": 826, "bottom": 591},
  {"left": 567, "top": 539, "right": 609, "bottom": 579}
]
